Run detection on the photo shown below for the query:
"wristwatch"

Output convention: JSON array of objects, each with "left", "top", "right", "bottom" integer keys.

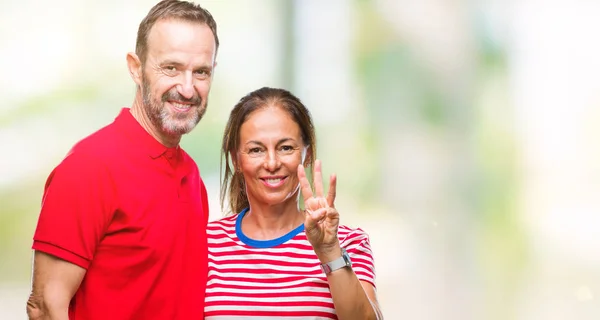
[{"left": 320, "top": 248, "right": 352, "bottom": 274}]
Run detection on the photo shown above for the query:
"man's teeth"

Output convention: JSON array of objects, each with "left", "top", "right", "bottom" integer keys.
[{"left": 172, "top": 102, "right": 191, "bottom": 110}]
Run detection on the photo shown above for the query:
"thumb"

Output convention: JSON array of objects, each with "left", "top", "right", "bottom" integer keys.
[{"left": 304, "top": 208, "right": 327, "bottom": 231}]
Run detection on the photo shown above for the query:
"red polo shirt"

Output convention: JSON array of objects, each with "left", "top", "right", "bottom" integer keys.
[{"left": 33, "top": 108, "right": 209, "bottom": 320}]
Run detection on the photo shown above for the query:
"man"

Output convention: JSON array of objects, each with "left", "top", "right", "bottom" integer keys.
[{"left": 27, "top": 1, "right": 219, "bottom": 319}]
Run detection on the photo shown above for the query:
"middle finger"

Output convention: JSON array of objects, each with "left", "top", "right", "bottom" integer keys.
[{"left": 313, "top": 159, "right": 324, "bottom": 197}]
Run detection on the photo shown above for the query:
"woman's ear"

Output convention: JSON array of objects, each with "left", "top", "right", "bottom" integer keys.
[{"left": 302, "top": 146, "right": 312, "bottom": 167}]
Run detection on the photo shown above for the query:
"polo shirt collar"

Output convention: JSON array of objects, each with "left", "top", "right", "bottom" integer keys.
[{"left": 114, "top": 108, "right": 178, "bottom": 159}]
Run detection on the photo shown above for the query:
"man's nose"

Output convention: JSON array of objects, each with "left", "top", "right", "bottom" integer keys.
[{"left": 177, "top": 72, "right": 195, "bottom": 99}]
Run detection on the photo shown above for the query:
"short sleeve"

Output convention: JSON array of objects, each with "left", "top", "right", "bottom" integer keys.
[
  {"left": 339, "top": 227, "right": 376, "bottom": 288},
  {"left": 32, "top": 152, "right": 116, "bottom": 269}
]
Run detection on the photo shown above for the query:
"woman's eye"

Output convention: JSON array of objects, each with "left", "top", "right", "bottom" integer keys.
[
  {"left": 280, "top": 145, "right": 295, "bottom": 153},
  {"left": 249, "top": 148, "right": 261, "bottom": 154}
]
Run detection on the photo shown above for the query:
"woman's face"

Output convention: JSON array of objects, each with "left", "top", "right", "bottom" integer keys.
[{"left": 237, "top": 106, "right": 306, "bottom": 208}]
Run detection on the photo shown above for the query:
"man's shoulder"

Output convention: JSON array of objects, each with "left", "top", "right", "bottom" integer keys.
[
  {"left": 66, "top": 119, "right": 118, "bottom": 154},
  {"left": 54, "top": 120, "right": 123, "bottom": 173}
]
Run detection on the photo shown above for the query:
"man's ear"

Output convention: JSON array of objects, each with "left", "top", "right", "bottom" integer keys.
[
  {"left": 211, "top": 61, "right": 218, "bottom": 80},
  {"left": 126, "top": 52, "right": 143, "bottom": 86}
]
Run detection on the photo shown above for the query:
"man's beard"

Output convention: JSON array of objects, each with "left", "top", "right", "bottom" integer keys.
[{"left": 141, "top": 75, "right": 207, "bottom": 136}]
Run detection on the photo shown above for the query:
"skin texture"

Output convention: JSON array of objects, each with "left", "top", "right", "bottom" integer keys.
[
  {"left": 27, "top": 252, "right": 86, "bottom": 320},
  {"left": 128, "top": 19, "right": 217, "bottom": 147},
  {"left": 236, "top": 105, "right": 383, "bottom": 319},
  {"left": 27, "top": 19, "right": 217, "bottom": 320},
  {"left": 237, "top": 106, "right": 307, "bottom": 239}
]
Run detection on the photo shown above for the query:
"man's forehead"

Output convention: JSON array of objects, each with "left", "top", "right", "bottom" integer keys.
[{"left": 146, "top": 19, "right": 216, "bottom": 54}]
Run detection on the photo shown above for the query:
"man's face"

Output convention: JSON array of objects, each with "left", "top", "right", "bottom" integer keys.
[{"left": 141, "top": 19, "right": 216, "bottom": 136}]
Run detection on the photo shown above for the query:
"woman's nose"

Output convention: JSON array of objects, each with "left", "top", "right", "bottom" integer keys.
[{"left": 263, "top": 150, "right": 280, "bottom": 171}]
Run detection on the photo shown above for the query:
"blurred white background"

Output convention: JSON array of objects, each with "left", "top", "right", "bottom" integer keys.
[{"left": 1, "top": 0, "right": 600, "bottom": 319}]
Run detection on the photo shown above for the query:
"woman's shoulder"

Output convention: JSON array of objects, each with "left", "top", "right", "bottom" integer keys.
[
  {"left": 338, "top": 224, "right": 369, "bottom": 236},
  {"left": 207, "top": 214, "right": 238, "bottom": 230},
  {"left": 338, "top": 224, "right": 370, "bottom": 243}
]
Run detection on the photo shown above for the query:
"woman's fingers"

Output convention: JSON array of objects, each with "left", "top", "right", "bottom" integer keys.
[
  {"left": 327, "top": 174, "right": 337, "bottom": 208},
  {"left": 299, "top": 160, "right": 336, "bottom": 211},
  {"left": 297, "top": 164, "right": 314, "bottom": 200},
  {"left": 304, "top": 208, "right": 327, "bottom": 231},
  {"left": 313, "top": 159, "right": 324, "bottom": 197},
  {"left": 305, "top": 207, "right": 340, "bottom": 250}
]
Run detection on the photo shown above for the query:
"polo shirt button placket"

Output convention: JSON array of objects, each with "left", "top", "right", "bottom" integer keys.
[
  {"left": 164, "top": 150, "right": 177, "bottom": 169},
  {"left": 164, "top": 150, "right": 182, "bottom": 199}
]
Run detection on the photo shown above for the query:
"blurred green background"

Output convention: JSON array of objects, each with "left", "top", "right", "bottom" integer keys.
[{"left": 1, "top": 0, "right": 600, "bottom": 319}]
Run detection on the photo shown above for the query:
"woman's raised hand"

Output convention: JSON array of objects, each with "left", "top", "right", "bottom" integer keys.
[{"left": 297, "top": 159, "right": 339, "bottom": 256}]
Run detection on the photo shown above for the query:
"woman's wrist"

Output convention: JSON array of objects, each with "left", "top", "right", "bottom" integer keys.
[{"left": 314, "top": 243, "right": 342, "bottom": 264}]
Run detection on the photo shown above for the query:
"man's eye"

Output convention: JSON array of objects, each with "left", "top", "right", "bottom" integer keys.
[
  {"left": 163, "top": 66, "right": 177, "bottom": 73},
  {"left": 194, "top": 70, "right": 210, "bottom": 79}
]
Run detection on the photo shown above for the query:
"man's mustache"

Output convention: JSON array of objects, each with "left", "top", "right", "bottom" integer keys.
[{"left": 162, "top": 89, "right": 202, "bottom": 105}]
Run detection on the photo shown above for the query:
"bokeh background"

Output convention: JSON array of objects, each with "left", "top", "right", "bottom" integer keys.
[{"left": 1, "top": 0, "right": 600, "bottom": 319}]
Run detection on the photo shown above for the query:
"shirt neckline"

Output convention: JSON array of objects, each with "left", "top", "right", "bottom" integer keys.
[
  {"left": 114, "top": 107, "right": 178, "bottom": 160},
  {"left": 235, "top": 208, "right": 305, "bottom": 248}
]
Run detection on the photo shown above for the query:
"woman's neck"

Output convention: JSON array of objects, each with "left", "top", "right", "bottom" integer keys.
[{"left": 241, "top": 200, "right": 305, "bottom": 241}]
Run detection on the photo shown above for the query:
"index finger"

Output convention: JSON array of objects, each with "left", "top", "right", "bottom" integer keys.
[{"left": 297, "top": 164, "right": 314, "bottom": 200}]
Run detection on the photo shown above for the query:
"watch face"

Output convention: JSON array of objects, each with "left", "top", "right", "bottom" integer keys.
[{"left": 342, "top": 248, "right": 352, "bottom": 266}]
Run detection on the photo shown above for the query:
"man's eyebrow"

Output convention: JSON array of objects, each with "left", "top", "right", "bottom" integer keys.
[
  {"left": 158, "top": 59, "right": 183, "bottom": 67},
  {"left": 194, "top": 64, "right": 213, "bottom": 72},
  {"left": 158, "top": 60, "right": 213, "bottom": 72}
]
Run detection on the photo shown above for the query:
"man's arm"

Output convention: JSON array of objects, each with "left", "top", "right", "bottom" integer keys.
[{"left": 27, "top": 250, "right": 86, "bottom": 320}]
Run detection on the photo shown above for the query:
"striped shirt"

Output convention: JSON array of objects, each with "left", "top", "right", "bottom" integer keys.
[{"left": 205, "top": 208, "right": 376, "bottom": 319}]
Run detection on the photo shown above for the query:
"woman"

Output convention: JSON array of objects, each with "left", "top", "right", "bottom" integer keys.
[{"left": 205, "top": 87, "right": 383, "bottom": 319}]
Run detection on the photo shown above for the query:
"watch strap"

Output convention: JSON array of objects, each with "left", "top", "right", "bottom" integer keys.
[{"left": 320, "top": 248, "right": 352, "bottom": 274}]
